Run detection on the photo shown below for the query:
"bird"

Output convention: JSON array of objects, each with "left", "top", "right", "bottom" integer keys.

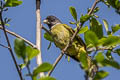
[{"left": 43, "top": 15, "right": 97, "bottom": 74}]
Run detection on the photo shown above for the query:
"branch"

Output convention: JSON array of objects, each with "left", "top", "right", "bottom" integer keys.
[
  {"left": 41, "top": 25, "right": 52, "bottom": 35},
  {"left": 47, "top": 0, "right": 100, "bottom": 76},
  {"left": 0, "top": 12, "right": 23, "bottom": 80},
  {"left": 26, "top": 63, "right": 33, "bottom": 80},
  {"left": 0, "top": 43, "right": 10, "bottom": 48},
  {"left": 0, "top": 26, "right": 36, "bottom": 48},
  {"left": 36, "top": 0, "right": 44, "bottom": 77},
  {"left": 47, "top": 53, "right": 64, "bottom": 76}
]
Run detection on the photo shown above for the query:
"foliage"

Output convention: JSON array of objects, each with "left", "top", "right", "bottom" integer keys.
[
  {"left": 43, "top": 0, "right": 120, "bottom": 79},
  {"left": 4, "top": 0, "right": 22, "bottom": 7},
  {"left": 69, "top": 6, "right": 77, "bottom": 21},
  {"left": 0, "top": 0, "right": 120, "bottom": 80}
]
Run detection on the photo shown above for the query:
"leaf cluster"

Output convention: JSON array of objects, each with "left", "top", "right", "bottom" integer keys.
[{"left": 14, "top": 38, "right": 55, "bottom": 80}]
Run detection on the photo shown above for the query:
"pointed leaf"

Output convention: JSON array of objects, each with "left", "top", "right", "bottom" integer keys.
[
  {"left": 14, "top": 38, "right": 26, "bottom": 59},
  {"left": 95, "top": 52, "right": 104, "bottom": 62},
  {"left": 69, "top": 21, "right": 76, "bottom": 25},
  {"left": 33, "top": 62, "right": 53, "bottom": 76},
  {"left": 19, "top": 63, "right": 26, "bottom": 70},
  {"left": 26, "top": 46, "right": 39, "bottom": 60},
  {"left": 4, "top": 0, "right": 22, "bottom": 7},
  {"left": 93, "top": 7, "right": 100, "bottom": 13},
  {"left": 78, "top": 26, "right": 88, "bottom": 34},
  {"left": 112, "top": 24, "right": 120, "bottom": 33},
  {"left": 80, "top": 14, "right": 90, "bottom": 23},
  {"left": 94, "top": 70, "right": 109, "bottom": 80},
  {"left": 102, "top": 36, "right": 120, "bottom": 46},
  {"left": 101, "top": 59, "right": 120, "bottom": 69},
  {"left": 103, "top": 19, "right": 109, "bottom": 32},
  {"left": 69, "top": 6, "right": 77, "bottom": 21},
  {"left": 80, "top": 52, "right": 88, "bottom": 70},
  {"left": 90, "top": 18, "right": 103, "bottom": 39},
  {"left": 106, "top": 50, "right": 113, "bottom": 60},
  {"left": 114, "top": 48, "right": 120, "bottom": 56},
  {"left": 44, "top": 32, "right": 53, "bottom": 42},
  {"left": 84, "top": 30, "right": 99, "bottom": 47}
]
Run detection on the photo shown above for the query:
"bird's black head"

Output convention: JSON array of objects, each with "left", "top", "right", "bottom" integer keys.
[{"left": 43, "top": 15, "right": 62, "bottom": 29}]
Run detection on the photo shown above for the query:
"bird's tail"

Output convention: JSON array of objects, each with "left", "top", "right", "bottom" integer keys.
[{"left": 71, "top": 47, "right": 98, "bottom": 79}]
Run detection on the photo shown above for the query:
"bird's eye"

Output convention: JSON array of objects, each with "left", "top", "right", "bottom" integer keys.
[{"left": 51, "top": 19, "right": 55, "bottom": 22}]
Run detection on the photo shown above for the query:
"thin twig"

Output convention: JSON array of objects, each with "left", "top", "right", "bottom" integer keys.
[
  {"left": 87, "top": 47, "right": 113, "bottom": 52},
  {"left": 0, "top": 12, "right": 23, "bottom": 80},
  {"left": 41, "top": 25, "right": 52, "bottom": 35},
  {"left": 47, "top": 53, "right": 64, "bottom": 76},
  {"left": 47, "top": 0, "right": 99, "bottom": 76},
  {"left": 88, "top": 0, "right": 99, "bottom": 15},
  {"left": 36, "top": 0, "right": 44, "bottom": 77},
  {"left": 26, "top": 63, "right": 33, "bottom": 80},
  {"left": 92, "top": 50, "right": 98, "bottom": 59},
  {"left": 0, "top": 26, "right": 36, "bottom": 48},
  {"left": 0, "top": 43, "right": 9, "bottom": 48}
]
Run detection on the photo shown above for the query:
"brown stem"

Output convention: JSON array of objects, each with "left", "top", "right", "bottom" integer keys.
[
  {"left": 47, "top": 0, "right": 99, "bottom": 76},
  {"left": 0, "top": 43, "right": 9, "bottom": 48},
  {"left": 0, "top": 12, "right": 23, "bottom": 80},
  {"left": 47, "top": 53, "right": 64, "bottom": 76},
  {"left": 41, "top": 25, "right": 52, "bottom": 35},
  {"left": 26, "top": 63, "right": 33, "bottom": 80},
  {"left": 0, "top": 26, "right": 36, "bottom": 48}
]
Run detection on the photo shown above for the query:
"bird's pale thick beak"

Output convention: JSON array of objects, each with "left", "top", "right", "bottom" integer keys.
[{"left": 43, "top": 19, "right": 48, "bottom": 24}]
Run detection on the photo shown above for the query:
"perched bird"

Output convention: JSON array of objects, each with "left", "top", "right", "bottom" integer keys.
[
  {"left": 43, "top": 15, "right": 87, "bottom": 61},
  {"left": 43, "top": 16, "right": 97, "bottom": 74}
]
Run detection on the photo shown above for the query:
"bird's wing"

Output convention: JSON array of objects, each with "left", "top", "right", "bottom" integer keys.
[{"left": 63, "top": 24, "right": 86, "bottom": 49}]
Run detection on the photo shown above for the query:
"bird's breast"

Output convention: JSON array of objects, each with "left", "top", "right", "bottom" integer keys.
[{"left": 51, "top": 25, "right": 70, "bottom": 49}]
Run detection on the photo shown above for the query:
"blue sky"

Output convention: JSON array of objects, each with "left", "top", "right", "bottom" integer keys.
[{"left": 0, "top": 0, "right": 120, "bottom": 80}]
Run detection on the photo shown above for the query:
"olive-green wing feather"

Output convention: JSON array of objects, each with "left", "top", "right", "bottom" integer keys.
[{"left": 63, "top": 24, "right": 86, "bottom": 49}]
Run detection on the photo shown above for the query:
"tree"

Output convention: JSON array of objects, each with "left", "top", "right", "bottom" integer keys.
[{"left": 0, "top": 0, "right": 120, "bottom": 80}]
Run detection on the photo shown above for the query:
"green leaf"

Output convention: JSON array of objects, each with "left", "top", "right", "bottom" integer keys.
[
  {"left": 78, "top": 26, "right": 88, "bottom": 34},
  {"left": 80, "top": 14, "right": 90, "bottom": 23},
  {"left": 26, "top": 46, "right": 39, "bottom": 60},
  {"left": 87, "top": 7, "right": 99, "bottom": 13},
  {"left": 80, "top": 52, "right": 88, "bottom": 70},
  {"left": 107, "top": 31, "right": 112, "bottom": 35},
  {"left": 101, "top": 59, "right": 120, "bottom": 69},
  {"left": 4, "top": 0, "right": 22, "bottom": 7},
  {"left": 84, "top": 30, "right": 99, "bottom": 47},
  {"left": 103, "top": 19, "right": 109, "bottom": 32},
  {"left": 106, "top": 50, "right": 113, "bottom": 60},
  {"left": 98, "top": 37, "right": 107, "bottom": 46},
  {"left": 67, "top": 56, "right": 70, "bottom": 62},
  {"left": 14, "top": 38, "right": 26, "bottom": 59},
  {"left": 5, "top": 23, "right": 10, "bottom": 26},
  {"left": 93, "top": 7, "right": 100, "bottom": 13},
  {"left": 90, "top": 18, "right": 103, "bottom": 39},
  {"left": 39, "top": 76, "right": 56, "bottom": 80},
  {"left": 19, "top": 63, "right": 26, "bottom": 70},
  {"left": 114, "top": 48, "right": 120, "bottom": 56},
  {"left": 44, "top": 32, "right": 53, "bottom": 42},
  {"left": 33, "top": 62, "right": 53, "bottom": 76},
  {"left": 102, "top": 36, "right": 120, "bottom": 46},
  {"left": 95, "top": 52, "right": 104, "bottom": 62},
  {"left": 112, "top": 24, "right": 120, "bottom": 33},
  {"left": 101, "top": 0, "right": 110, "bottom": 8},
  {"left": 94, "top": 70, "right": 109, "bottom": 80},
  {"left": 107, "top": 0, "right": 116, "bottom": 8},
  {"left": 69, "top": 21, "right": 76, "bottom": 25},
  {"left": 69, "top": 6, "right": 77, "bottom": 21}
]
